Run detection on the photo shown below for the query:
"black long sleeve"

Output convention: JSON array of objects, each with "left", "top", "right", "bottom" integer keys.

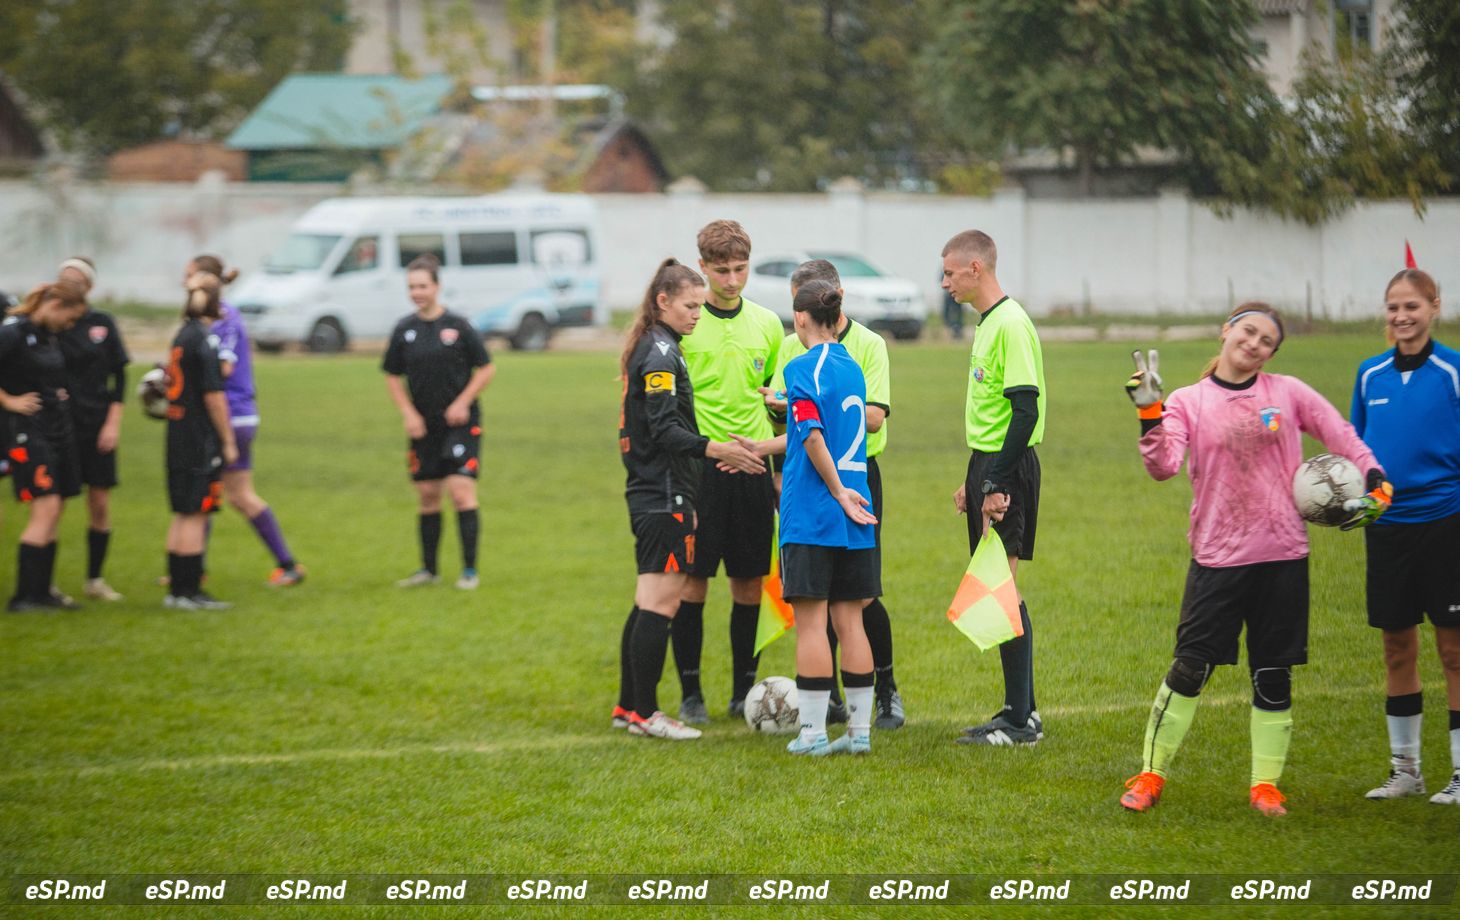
[{"left": 985, "top": 388, "right": 1039, "bottom": 489}]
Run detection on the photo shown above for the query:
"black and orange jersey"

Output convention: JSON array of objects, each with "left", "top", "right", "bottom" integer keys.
[
  {"left": 0, "top": 316, "right": 73, "bottom": 444},
  {"left": 381, "top": 310, "right": 491, "bottom": 423},
  {"left": 621, "top": 322, "right": 708, "bottom": 516},
  {"left": 59, "top": 308, "right": 129, "bottom": 428},
  {"left": 164, "top": 318, "right": 226, "bottom": 472}
]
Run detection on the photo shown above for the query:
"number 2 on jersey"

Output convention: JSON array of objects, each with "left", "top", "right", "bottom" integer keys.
[{"left": 836, "top": 395, "right": 867, "bottom": 472}]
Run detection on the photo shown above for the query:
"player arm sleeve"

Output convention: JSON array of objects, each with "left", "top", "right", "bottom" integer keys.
[
  {"left": 466, "top": 322, "right": 491, "bottom": 367},
  {"left": 984, "top": 388, "right": 1037, "bottom": 489},
  {"left": 1139, "top": 391, "right": 1188, "bottom": 481},
  {"left": 198, "top": 339, "right": 226, "bottom": 393},
  {"left": 641, "top": 353, "right": 709, "bottom": 457},
  {"left": 865, "top": 336, "right": 890, "bottom": 418},
  {"left": 215, "top": 320, "right": 241, "bottom": 366},
  {"left": 381, "top": 327, "right": 406, "bottom": 375},
  {"left": 786, "top": 370, "right": 824, "bottom": 443},
  {"left": 1294, "top": 377, "right": 1383, "bottom": 478},
  {"left": 1349, "top": 369, "right": 1367, "bottom": 438},
  {"left": 767, "top": 353, "right": 789, "bottom": 426},
  {"left": 106, "top": 366, "right": 125, "bottom": 404}
]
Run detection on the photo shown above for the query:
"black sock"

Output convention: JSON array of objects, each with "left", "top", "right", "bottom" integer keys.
[
  {"left": 177, "top": 554, "right": 204, "bottom": 596},
  {"left": 418, "top": 512, "right": 442, "bottom": 574},
  {"left": 618, "top": 607, "right": 640, "bottom": 711},
  {"left": 729, "top": 602, "right": 761, "bottom": 700},
  {"left": 999, "top": 601, "right": 1035, "bottom": 722},
  {"left": 1387, "top": 691, "right": 1423, "bottom": 717},
  {"left": 14, "top": 542, "right": 45, "bottom": 602},
  {"left": 166, "top": 553, "right": 181, "bottom": 597},
  {"left": 864, "top": 598, "right": 895, "bottom": 686},
  {"left": 671, "top": 600, "right": 704, "bottom": 699},
  {"left": 42, "top": 542, "right": 58, "bottom": 597},
  {"left": 87, "top": 529, "right": 110, "bottom": 580},
  {"left": 825, "top": 619, "right": 843, "bottom": 703},
  {"left": 1451, "top": 710, "right": 1460, "bottom": 731},
  {"left": 457, "top": 508, "right": 479, "bottom": 570},
  {"left": 631, "top": 609, "right": 673, "bottom": 719}
]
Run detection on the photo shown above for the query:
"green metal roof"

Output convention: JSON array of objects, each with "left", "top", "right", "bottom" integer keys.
[{"left": 227, "top": 74, "right": 454, "bottom": 151}]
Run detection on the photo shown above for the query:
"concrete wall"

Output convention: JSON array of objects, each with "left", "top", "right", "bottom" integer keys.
[{"left": 1, "top": 176, "right": 1455, "bottom": 320}]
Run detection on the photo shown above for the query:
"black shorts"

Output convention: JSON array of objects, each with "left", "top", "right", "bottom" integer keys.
[
  {"left": 74, "top": 420, "right": 119, "bottom": 489},
  {"left": 965, "top": 447, "right": 1040, "bottom": 560},
  {"left": 1175, "top": 558, "right": 1309, "bottom": 668},
  {"left": 7, "top": 430, "right": 81, "bottom": 502},
  {"left": 409, "top": 422, "right": 481, "bottom": 482},
  {"left": 631, "top": 509, "right": 696, "bottom": 575},
  {"left": 689, "top": 459, "right": 774, "bottom": 579},
  {"left": 1365, "top": 511, "right": 1460, "bottom": 630},
  {"left": 781, "top": 543, "right": 881, "bottom": 602},
  {"left": 168, "top": 468, "right": 223, "bottom": 515}
]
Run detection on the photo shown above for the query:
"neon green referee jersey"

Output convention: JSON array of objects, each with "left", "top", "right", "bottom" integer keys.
[
  {"left": 680, "top": 297, "right": 783, "bottom": 442},
  {"left": 966, "top": 296, "right": 1045, "bottom": 452},
  {"left": 770, "top": 319, "right": 891, "bottom": 458}
]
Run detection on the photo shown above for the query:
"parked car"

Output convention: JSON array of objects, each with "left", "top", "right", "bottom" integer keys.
[
  {"left": 232, "top": 193, "right": 602, "bottom": 352},
  {"left": 742, "top": 251, "right": 928, "bottom": 340}
]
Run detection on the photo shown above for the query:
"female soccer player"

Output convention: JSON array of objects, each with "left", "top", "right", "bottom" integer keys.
[
  {"left": 56, "top": 257, "right": 130, "bottom": 601},
  {"left": 1119, "top": 303, "right": 1390, "bottom": 815},
  {"left": 186, "top": 255, "right": 304, "bottom": 587},
  {"left": 1351, "top": 268, "right": 1460, "bottom": 806},
  {"left": 1, "top": 280, "right": 90, "bottom": 611},
  {"left": 382, "top": 254, "right": 495, "bottom": 589},
  {"left": 164, "top": 272, "right": 238, "bottom": 610},
  {"left": 773, "top": 281, "right": 880, "bottom": 756},
  {"left": 614, "top": 258, "right": 765, "bottom": 740}
]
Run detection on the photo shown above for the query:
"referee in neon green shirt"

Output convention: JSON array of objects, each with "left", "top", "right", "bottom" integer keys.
[
  {"left": 766, "top": 259, "right": 903, "bottom": 730},
  {"left": 674, "top": 220, "right": 784, "bottom": 722},
  {"left": 943, "top": 230, "right": 1047, "bottom": 747}
]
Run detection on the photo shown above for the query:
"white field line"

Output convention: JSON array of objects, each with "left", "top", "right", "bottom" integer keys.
[{"left": 0, "top": 682, "right": 1374, "bottom": 783}]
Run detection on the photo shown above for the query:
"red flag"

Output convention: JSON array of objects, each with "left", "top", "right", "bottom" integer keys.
[{"left": 1405, "top": 240, "right": 1417, "bottom": 269}]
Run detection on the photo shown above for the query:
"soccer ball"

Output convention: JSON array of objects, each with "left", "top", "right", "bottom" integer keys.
[
  {"left": 744, "top": 676, "right": 800, "bottom": 734},
  {"left": 137, "top": 367, "right": 170, "bottom": 420},
  {"left": 1292, "top": 453, "right": 1364, "bottom": 527}
]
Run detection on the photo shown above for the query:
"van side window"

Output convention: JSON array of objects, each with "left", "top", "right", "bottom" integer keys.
[
  {"left": 335, "top": 236, "right": 380, "bottom": 275},
  {"left": 399, "top": 233, "right": 446, "bottom": 267},
  {"left": 460, "top": 231, "right": 519, "bottom": 267},
  {"left": 531, "top": 229, "right": 592, "bottom": 266}
]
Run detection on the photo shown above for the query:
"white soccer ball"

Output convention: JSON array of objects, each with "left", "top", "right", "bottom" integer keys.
[
  {"left": 137, "top": 367, "right": 170, "bottom": 420},
  {"left": 744, "top": 676, "right": 800, "bottom": 734},
  {"left": 1292, "top": 453, "right": 1364, "bottom": 527}
]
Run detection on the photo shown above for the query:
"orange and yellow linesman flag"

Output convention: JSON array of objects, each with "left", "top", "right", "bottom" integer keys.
[
  {"left": 755, "top": 521, "right": 795, "bottom": 654},
  {"left": 947, "top": 528, "right": 1023, "bottom": 650}
]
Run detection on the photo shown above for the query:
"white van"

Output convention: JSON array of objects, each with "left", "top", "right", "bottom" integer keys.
[{"left": 233, "top": 194, "right": 602, "bottom": 352}]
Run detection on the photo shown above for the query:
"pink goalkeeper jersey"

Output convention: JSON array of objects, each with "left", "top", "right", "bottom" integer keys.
[{"left": 1140, "top": 372, "right": 1380, "bottom": 569}]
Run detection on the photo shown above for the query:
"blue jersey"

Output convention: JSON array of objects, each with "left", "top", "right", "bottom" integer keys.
[
  {"left": 1351, "top": 339, "right": 1460, "bottom": 524},
  {"left": 779, "top": 342, "right": 875, "bottom": 549}
]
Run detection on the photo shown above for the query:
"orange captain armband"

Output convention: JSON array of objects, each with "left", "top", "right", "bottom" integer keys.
[{"left": 1137, "top": 400, "right": 1164, "bottom": 420}]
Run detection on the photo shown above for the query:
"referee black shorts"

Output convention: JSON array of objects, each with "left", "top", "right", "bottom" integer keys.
[
  {"left": 689, "top": 459, "right": 774, "bottom": 579},
  {"left": 1174, "top": 558, "right": 1309, "bottom": 668},
  {"left": 631, "top": 508, "right": 696, "bottom": 576},
  {"left": 965, "top": 447, "right": 1040, "bottom": 560},
  {"left": 1365, "top": 511, "right": 1460, "bottom": 630}
]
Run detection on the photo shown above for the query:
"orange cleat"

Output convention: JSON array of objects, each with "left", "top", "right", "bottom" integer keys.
[
  {"left": 268, "top": 565, "right": 306, "bottom": 587},
  {"left": 1120, "top": 772, "right": 1165, "bottom": 812},
  {"left": 1249, "top": 783, "right": 1288, "bottom": 816}
]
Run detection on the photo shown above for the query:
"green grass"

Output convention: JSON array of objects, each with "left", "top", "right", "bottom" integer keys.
[{"left": 2, "top": 334, "right": 1455, "bottom": 916}]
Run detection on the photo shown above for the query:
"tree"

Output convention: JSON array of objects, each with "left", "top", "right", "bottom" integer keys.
[
  {"left": 0, "top": 0, "right": 354, "bottom": 156},
  {"left": 1391, "top": 0, "right": 1460, "bottom": 186}
]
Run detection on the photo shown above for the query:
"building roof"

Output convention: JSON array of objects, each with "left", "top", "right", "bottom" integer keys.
[
  {"left": 226, "top": 74, "right": 455, "bottom": 151},
  {"left": 1254, "top": 0, "right": 1309, "bottom": 14}
]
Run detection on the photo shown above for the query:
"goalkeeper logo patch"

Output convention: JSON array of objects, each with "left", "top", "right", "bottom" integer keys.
[{"left": 644, "top": 371, "right": 676, "bottom": 395}]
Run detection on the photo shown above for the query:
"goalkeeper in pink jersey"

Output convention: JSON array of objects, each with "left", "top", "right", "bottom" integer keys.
[{"left": 1117, "top": 302, "right": 1392, "bottom": 817}]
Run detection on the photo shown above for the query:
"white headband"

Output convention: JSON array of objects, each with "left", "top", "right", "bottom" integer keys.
[
  {"left": 58, "top": 258, "right": 96, "bottom": 285},
  {"left": 1226, "top": 309, "right": 1283, "bottom": 345}
]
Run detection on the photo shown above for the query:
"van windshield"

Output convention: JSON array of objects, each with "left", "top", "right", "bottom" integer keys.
[{"left": 264, "top": 233, "right": 342, "bottom": 274}]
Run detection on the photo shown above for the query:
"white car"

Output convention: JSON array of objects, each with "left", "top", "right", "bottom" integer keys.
[{"left": 743, "top": 251, "right": 928, "bottom": 340}]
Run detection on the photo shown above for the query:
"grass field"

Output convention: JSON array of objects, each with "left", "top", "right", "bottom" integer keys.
[{"left": 2, "top": 332, "right": 1456, "bottom": 916}]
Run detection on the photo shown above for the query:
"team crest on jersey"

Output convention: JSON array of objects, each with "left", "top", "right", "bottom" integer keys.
[
  {"left": 88, "top": 325, "right": 109, "bottom": 344},
  {"left": 753, "top": 357, "right": 765, "bottom": 373},
  {"left": 973, "top": 367, "right": 986, "bottom": 383},
  {"left": 440, "top": 328, "right": 460, "bottom": 345},
  {"left": 1260, "top": 406, "right": 1282, "bottom": 431},
  {"left": 404, "top": 329, "right": 417, "bottom": 343}
]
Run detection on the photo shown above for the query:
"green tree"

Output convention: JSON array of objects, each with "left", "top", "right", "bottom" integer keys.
[
  {"left": 1391, "top": 0, "right": 1460, "bottom": 186},
  {"left": 0, "top": 0, "right": 353, "bottom": 155}
]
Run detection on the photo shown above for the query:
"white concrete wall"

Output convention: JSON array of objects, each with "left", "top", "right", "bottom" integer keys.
[{"left": 1, "top": 177, "right": 1455, "bottom": 320}]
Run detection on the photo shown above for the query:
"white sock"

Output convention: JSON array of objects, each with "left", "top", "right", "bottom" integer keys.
[
  {"left": 846, "top": 684, "right": 873, "bottom": 739},
  {"left": 798, "top": 689, "right": 829, "bottom": 743},
  {"left": 1387, "top": 713, "right": 1422, "bottom": 772},
  {"left": 1450, "top": 724, "right": 1460, "bottom": 774}
]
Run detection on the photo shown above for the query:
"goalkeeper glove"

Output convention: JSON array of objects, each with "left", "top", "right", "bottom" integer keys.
[
  {"left": 1340, "top": 470, "right": 1393, "bottom": 531},
  {"left": 1125, "top": 349, "right": 1163, "bottom": 419}
]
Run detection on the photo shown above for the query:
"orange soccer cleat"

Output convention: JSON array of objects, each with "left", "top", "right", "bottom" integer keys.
[
  {"left": 1120, "top": 772, "right": 1165, "bottom": 812},
  {"left": 1249, "top": 783, "right": 1288, "bottom": 817}
]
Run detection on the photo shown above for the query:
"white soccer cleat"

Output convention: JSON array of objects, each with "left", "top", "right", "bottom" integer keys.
[
  {"left": 1430, "top": 771, "right": 1460, "bottom": 805},
  {"left": 1365, "top": 769, "right": 1426, "bottom": 800},
  {"left": 84, "top": 578, "right": 123, "bottom": 601},
  {"left": 628, "top": 711, "right": 702, "bottom": 740},
  {"left": 396, "top": 570, "right": 439, "bottom": 588},
  {"left": 455, "top": 569, "right": 480, "bottom": 590}
]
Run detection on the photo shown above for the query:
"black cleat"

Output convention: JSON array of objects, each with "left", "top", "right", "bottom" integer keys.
[
  {"left": 826, "top": 698, "right": 850, "bottom": 724},
  {"left": 874, "top": 685, "right": 906, "bottom": 730}
]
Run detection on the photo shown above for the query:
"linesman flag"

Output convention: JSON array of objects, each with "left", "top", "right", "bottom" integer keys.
[
  {"left": 947, "top": 527, "right": 1023, "bottom": 650},
  {"left": 755, "top": 520, "right": 795, "bottom": 654},
  {"left": 1405, "top": 239, "right": 1418, "bottom": 269}
]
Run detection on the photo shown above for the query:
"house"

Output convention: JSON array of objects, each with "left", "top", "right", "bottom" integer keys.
[
  {"left": 107, "top": 140, "right": 246, "bottom": 182},
  {"left": 1255, "top": 0, "right": 1398, "bottom": 95}
]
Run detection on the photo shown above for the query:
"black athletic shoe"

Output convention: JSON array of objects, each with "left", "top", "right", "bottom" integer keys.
[
  {"left": 874, "top": 685, "right": 905, "bottom": 730},
  {"left": 826, "top": 698, "right": 850, "bottom": 724},
  {"left": 679, "top": 694, "right": 709, "bottom": 725},
  {"left": 7, "top": 597, "right": 54, "bottom": 613},
  {"left": 728, "top": 698, "right": 746, "bottom": 719}
]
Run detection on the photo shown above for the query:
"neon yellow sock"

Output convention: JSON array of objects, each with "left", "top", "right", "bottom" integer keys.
[
  {"left": 1250, "top": 706, "right": 1293, "bottom": 786},
  {"left": 1142, "top": 682, "right": 1199, "bottom": 777}
]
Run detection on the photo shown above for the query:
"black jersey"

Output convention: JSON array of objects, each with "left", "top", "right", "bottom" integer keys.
[
  {"left": 59, "top": 309, "right": 129, "bottom": 427},
  {"left": 165, "top": 318, "right": 226, "bottom": 472},
  {"left": 381, "top": 310, "right": 492, "bottom": 422},
  {"left": 620, "top": 323, "right": 709, "bottom": 515},
  {"left": 0, "top": 316, "right": 73, "bottom": 443}
]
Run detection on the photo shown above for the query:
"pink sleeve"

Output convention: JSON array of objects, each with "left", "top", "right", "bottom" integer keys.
[
  {"left": 1139, "top": 389, "right": 1189, "bottom": 481},
  {"left": 1290, "top": 376, "right": 1383, "bottom": 476}
]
